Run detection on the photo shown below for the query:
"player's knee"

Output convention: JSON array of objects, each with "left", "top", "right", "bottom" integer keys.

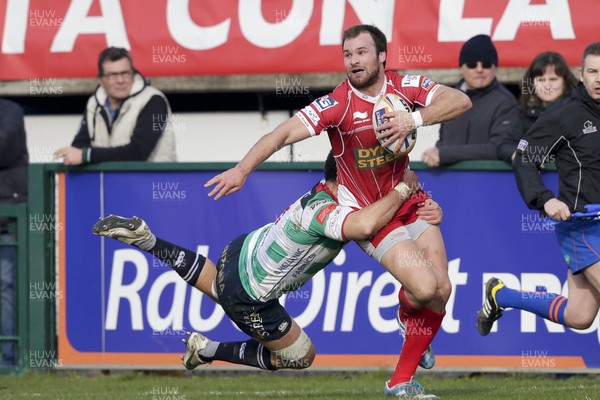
[
  {"left": 274, "top": 329, "right": 314, "bottom": 370},
  {"left": 436, "top": 280, "right": 452, "bottom": 304},
  {"left": 412, "top": 283, "right": 437, "bottom": 305}
]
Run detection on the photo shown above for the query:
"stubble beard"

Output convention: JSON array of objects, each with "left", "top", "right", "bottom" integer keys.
[{"left": 348, "top": 64, "right": 381, "bottom": 90}]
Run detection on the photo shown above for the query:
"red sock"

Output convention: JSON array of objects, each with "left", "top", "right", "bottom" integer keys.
[
  {"left": 398, "top": 287, "right": 419, "bottom": 322},
  {"left": 390, "top": 290, "right": 445, "bottom": 386}
]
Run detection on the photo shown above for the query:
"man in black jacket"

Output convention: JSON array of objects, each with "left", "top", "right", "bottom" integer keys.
[
  {"left": 0, "top": 98, "right": 28, "bottom": 365},
  {"left": 421, "top": 34, "right": 519, "bottom": 167},
  {"left": 477, "top": 42, "right": 600, "bottom": 336}
]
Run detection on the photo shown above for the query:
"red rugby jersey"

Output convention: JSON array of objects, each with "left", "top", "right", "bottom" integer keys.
[{"left": 296, "top": 71, "right": 439, "bottom": 211}]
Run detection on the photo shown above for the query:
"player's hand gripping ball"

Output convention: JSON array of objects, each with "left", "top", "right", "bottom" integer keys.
[{"left": 373, "top": 93, "right": 417, "bottom": 156}]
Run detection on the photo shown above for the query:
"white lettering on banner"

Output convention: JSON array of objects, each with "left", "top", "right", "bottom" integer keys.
[
  {"left": 196, "top": 245, "right": 209, "bottom": 258},
  {"left": 102, "top": 248, "right": 600, "bottom": 344},
  {"left": 320, "top": 0, "right": 395, "bottom": 45},
  {"left": 188, "top": 288, "right": 225, "bottom": 331},
  {"left": 166, "top": 0, "right": 231, "bottom": 51},
  {"left": 443, "top": 258, "right": 468, "bottom": 334},
  {"left": 239, "top": 0, "right": 313, "bottom": 48},
  {"left": 322, "top": 272, "right": 343, "bottom": 331},
  {"left": 494, "top": 0, "right": 574, "bottom": 40},
  {"left": 105, "top": 249, "right": 148, "bottom": 330},
  {"left": 438, "top": 0, "right": 492, "bottom": 42},
  {"left": 51, "top": 0, "right": 129, "bottom": 52},
  {"left": 1, "top": 0, "right": 29, "bottom": 54},
  {"left": 341, "top": 271, "right": 373, "bottom": 331},
  {"left": 368, "top": 273, "right": 400, "bottom": 333},
  {"left": 438, "top": 0, "right": 574, "bottom": 42},
  {"left": 146, "top": 271, "right": 187, "bottom": 332}
]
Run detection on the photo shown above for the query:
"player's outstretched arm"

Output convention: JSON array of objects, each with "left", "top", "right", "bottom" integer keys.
[
  {"left": 205, "top": 116, "right": 311, "bottom": 200},
  {"left": 342, "top": 171, "right": 420, "bottom": 240}
]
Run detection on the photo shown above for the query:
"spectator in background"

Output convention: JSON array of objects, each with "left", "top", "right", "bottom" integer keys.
[
  {"left": 0, "top": 98, "right": 28, "bottom": 366},
  {"left": 421, "top": 34, "right": 519, "bottom": 167},
  {"left": 497, "top": 52, "right": 577, "bottom": 163},
  {"left": 54, "top": 47, "right": 176, "bottom": 165}
]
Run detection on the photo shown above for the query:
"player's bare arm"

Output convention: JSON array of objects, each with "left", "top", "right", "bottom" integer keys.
[
  {"left": 342, "top": 171, "right": 442, "bottom": 240},
  {"left": 376, "top": 85, "right": 471, "bottom": 145},
  {"left": 205, "top": 116, "right": 311, "bottom": 200}
]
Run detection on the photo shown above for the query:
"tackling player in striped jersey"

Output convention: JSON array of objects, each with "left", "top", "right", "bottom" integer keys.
[{"left": 94, "top": 153, "right": 443, "bottom": 374}]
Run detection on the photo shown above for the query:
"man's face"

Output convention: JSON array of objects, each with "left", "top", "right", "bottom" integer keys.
[
  {"left": 99, "top": 58, "right": 134, "bottom": 103},
  {"left": 580, "top": 54, "right": 600, "bottom": 102},
  {"left": 460, "top": 61, "right": 496, "bottom": 90},
  {"left": 342, "top": 32, "right": 385, "bottom": 90}
]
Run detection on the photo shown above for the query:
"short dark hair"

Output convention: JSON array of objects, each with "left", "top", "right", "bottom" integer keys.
[
  {"left": 97, "top": 47, "right": 133, "bottom": 77},
  {"left": 342, "top": 25, "right": 387, "bottom": 68},
  {"left": 324, "top": 151, "right": 337, "bottom": 182},
  {"left": 520, "top": 51, "right": 576, "bottom": 110},
  {"left": 582, "top": 42, "right": 600, "bottom": 68}
]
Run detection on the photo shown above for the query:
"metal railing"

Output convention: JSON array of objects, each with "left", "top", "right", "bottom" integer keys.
[{"left": 0, "top": 203, "right": 28, "bottom": 373}]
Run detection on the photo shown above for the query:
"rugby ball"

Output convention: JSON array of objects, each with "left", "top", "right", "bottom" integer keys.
[{"left": 372, "top": 93, "right": 417, "bottom": 156}]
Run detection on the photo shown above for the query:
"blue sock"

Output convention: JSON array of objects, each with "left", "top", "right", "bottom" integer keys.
[{"left": 496, "top": 286, "right": 567, "bottom": 325}]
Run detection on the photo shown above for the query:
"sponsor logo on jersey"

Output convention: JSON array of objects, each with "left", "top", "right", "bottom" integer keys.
[
  {"left": 517, "top": 139, "right": 528, "bottom": 152},
  {"left": 401, "top": 75, "right": 420, "bottom": 88},
  {"left": 314, "top": 95, "right": 338, "bottom": 111},
  {"left": 239, "top": 342, "right": 246, "bottom": 358},
  {"left": 278, "top": 321, "right": 289, "bottom": 332},
  {"left": 302, "top": 105, "right": 321, "bottom": 125},
  {"left": 316, "top": 204, "right": 337, "bottom": 224},
  {"left": 421, "top": 77, "right": 434, "bottom": 90},
  {"left": 174, "top": 251, "right": 186, "bottom": 268},
  {"left": 582, "top": 120, "right": 597, "bottom": 135},
  {"left": 354, "top": 145, "right": 403, "bottom": 170},
  {"left": 327, "top": 209, "right": 341, "bottom": 233},
  {"left": 296, "top": 113, "right": 311, "bottom": 130}
]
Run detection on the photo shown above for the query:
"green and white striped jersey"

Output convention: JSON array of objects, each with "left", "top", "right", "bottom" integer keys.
[{"left": 238, "top": 180, "right": 354, "bottom": 301}]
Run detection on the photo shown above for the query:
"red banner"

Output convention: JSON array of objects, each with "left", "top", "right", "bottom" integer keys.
[{"left": 0, "top": 0, "right": 596, "bottom": 80}]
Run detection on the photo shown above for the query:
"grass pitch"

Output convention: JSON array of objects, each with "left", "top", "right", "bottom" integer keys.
[{"left": 0, "top": 370, "right": 599, "bottom": 399}]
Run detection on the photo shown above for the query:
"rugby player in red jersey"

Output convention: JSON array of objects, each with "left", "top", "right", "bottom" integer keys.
[{"left": 206, "top": 25, "right": 471, "bottom": 398}]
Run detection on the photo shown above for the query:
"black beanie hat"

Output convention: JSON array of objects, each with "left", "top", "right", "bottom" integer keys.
[{"left": 459, "top": 34, "right": 498, "bottom": 66}]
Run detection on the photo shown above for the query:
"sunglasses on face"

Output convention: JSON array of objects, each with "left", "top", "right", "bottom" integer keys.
[{"left": 465, "top": 61, "right": 494, "bottom": 69}]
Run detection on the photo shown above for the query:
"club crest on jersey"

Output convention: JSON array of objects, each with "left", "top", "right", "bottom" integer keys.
[
  {"left": 314, "top": 95, "right": 338, "bottom": 111},
  {"left": 353, "top": 110, "right": 370, "bottom": 124},
  {"left": 582, "top": 120, "right": 597, "bottom": 135}
]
